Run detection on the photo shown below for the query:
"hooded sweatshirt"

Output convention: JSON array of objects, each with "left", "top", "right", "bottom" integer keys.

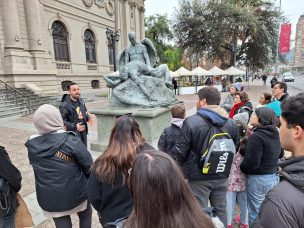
[
  {"left": 253, "top": 156, "right": 304, "bottom": 228},
  {"left": 240, "top": 125, "right": 281, "bottom": 175},
  {"left": 176, "top": 106, "right": 239, "bottom": 181}
]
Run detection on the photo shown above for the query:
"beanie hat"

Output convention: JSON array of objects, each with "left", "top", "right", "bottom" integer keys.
[
  {"left": 233, "top": 112, "right": 249, "bottom": 125},
  {"left": 33, "top": 104, "right": 64, "bottom": 134}
]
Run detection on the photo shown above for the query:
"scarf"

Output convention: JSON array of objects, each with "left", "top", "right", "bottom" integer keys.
[{"left": 229, "top": 101, "right": 245, "bottom": 119}]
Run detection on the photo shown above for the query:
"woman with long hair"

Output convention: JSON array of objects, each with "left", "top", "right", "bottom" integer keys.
[
  {"left": 86, "top": 115, "right": 147, "bottom": 227},
  {"left": 124, "top": 150, "right": 215, "bottom": 228},
  {"left": 240, "top": 107, "right": 281, "bottom": 226}
]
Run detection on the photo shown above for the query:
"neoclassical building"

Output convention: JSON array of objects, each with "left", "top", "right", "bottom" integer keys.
[{"left": 0, "top": 0, "right": 145, "bottom": 94}]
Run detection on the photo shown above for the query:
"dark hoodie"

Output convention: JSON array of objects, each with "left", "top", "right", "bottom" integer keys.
[
  {"left": 240, "top": 125, "right": 281, "bottom": 175},
  {"left": 175, "top": 107, "right": 239, "bottom": 181},
  {"left": 253, "top": 156, "right": 304, "bottom": 228},
  {"left": 25, "top": 131, "right": 93, "bottom": 212}
]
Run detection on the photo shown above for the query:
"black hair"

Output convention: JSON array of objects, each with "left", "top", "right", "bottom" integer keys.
[
  {"left": 197, "top": 87, "right": 221, "bottom": 105},
  {"left": 255, "top": 107, "right": 277, "bottom": 127},
  {"left": 67, "top": 82, "right": 77, "bottom": 90},
  {"left": 281, "top": 93, "right": 304, "bottom": 129},
  {"left": 274, "top": 82, "right": 287, "bottom": 93}
]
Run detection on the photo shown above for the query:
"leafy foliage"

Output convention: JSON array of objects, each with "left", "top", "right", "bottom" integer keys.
[{"left": 172, "top": 0, "right": 280, "bottom": 68}]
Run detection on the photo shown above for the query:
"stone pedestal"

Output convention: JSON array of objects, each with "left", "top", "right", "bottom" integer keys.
[{"left": 90, "top": 107, "right": 171, "bottom": 152}]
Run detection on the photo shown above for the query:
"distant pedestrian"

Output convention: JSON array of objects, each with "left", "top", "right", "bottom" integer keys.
[
  {"left": 124, "top": 150, "right": 215, "bottom": 228},
  {"left": 253, "top": 93, "right": 304, "bottom": 228},
  {"left": 205, "top": 77, "right": 212, "bottom": 86},
  {"left": 158, "top": 104, "right": 186, "bottom": 159},
  {"left": 240, "top": 107, "right": 281, "bottom": 226},
  {"left": 0, "top": 146, "right": 22, "bottom": 228},
  {"left": 270, "top": 76, "right": 278, "bottom": 88},
  {"left": 25, "top": 104, "right": 93, "bottom": 228},
  {"left": 60, "top": 82, "right": 92, "bottom": 147},
  {"left": 221, "top": 77, "right": 228, "bottom": 92},
  {"left": 87, "top": 115, "right": 151, "bottom": 227},
  {"left": 262, "top": 74, "right": 267, "bottom": 86},
  {"left": 172, "top": 78, "right": 178, "bottom": 95}
]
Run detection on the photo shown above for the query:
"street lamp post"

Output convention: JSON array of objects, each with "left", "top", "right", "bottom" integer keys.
[{"left": 106, "top": 28, "right": 120, "bottom": 72}]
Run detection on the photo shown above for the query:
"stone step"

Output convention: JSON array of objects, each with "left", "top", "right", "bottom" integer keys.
[{"left": 0, "top": 108, "right": 28, "bottom": 119}]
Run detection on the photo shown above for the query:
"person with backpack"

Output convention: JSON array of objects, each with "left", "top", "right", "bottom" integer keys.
[
  {"left": 175, "top": 86, "right": 239, "bottom": 226},
  {"left": 229, "top": 92, "right": 253, "bottom": 121},
  {"left": 240, "top": 107, "right": 282, "bottom": 226},
  {"left": 226, "top": 113, "right": 252, "bottom": 228},
  {"left": 158, "top": 104, "right": 186, "bottom": 159},
  {"left": 0, "top": 146, "right": 22, "bottom": 228}
]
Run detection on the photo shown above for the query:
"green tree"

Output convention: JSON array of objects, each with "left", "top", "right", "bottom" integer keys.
[
  {"left": 164, "top": 48, "right": 183, "bottom": 71},
  {"left": 145, "top": 14, "right": 173, "bottom": 63},
  {"left": 172, "top": 0, "right": 280, "bottom": 68}
]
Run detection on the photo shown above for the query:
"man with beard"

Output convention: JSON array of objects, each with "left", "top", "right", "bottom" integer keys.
[{"left": 60, "top": 82, "right": 92, "bottom": 147}]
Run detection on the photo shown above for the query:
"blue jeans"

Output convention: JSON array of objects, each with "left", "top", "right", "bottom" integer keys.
[
  {"left": 189, "top": 179, "right": 228, "bottom": 226},
  {"left": 226, "top": 191, "right": 248, "bottom": 225},
  {"left": 246, "top": 174, "right": 279, "bottom": 227},
  {"left": 0, "top": 213, "right": 16, "bottom": 228}
]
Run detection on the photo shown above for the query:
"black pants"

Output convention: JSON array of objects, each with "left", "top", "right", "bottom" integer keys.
[
  {"left": 79, "top": 132, "right": 87, "bottom": 148},
  {"left": 53, "top": 203, "right": 92, "bottom": 228}
]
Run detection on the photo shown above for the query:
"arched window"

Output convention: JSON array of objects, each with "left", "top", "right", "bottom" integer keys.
[
  {"left": 84, "top": 29, "right": 96, "bottom": 63},
  {"left": 108, "top": 44, "right": 114, "bottom": 65},
  {"left": 52, "top": 21, "right": 69, "bottom": 62}
]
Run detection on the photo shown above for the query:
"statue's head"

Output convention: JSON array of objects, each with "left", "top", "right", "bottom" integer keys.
[
  {"left": 128, "top": 32, "right": 137, "bottom": 45},
  {"left": 119, "top": 66, "right": 129, "bottom": 81}
]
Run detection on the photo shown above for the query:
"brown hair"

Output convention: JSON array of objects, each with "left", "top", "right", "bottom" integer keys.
[
  {"left": 197, "top": 87, "right": 221, "bottom": 105},
  {"left": 171, "top": 104, "right": 186, "bottom": 119},
  {"left": 124, "top": 151, "right": 214, "bottom": 228},
  {"left": 92, "top": 116, "right": 145, "bottom": 185},
  {"left": 239, "top": 91, "right": 249, "bottom": 102},
  {"left": 262, "top": 92, "right": 272, "bottom": 103}
]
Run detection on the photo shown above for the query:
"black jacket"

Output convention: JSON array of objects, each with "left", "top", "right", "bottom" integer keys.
[
  {"left": 240, "top": 126, "right": 281, "bottom": 175},
  {"left": 25, "top": 131, "right": 93, "bottom": 212},
  {"left": 59, "top": 95, "right": 89, "bottom": 135},
  {"left": 278, "top": 93, "right": 289, "bottom": 103},
  {"left": 158, "top": 121, "right": 183, "bottom": 159},
  {"left": 253, "top": 156, "right": 304, "bottom": 228},
  {"left": 87, "top": 172, "right": 133, "bottom": 226},
  {"left": 175, "top": 107, "right": 239, "bottom": 181},
  {"left": 0, "top": 146, "right": 22, "bottom": 217}
]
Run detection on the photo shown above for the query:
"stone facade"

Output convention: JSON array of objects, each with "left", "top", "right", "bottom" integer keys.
[
  {"left": 0, "top": 0, "right": 145, "bottom": 94},
  {"left": 294, "top": 15, "right": 304, "bottom": 68}
]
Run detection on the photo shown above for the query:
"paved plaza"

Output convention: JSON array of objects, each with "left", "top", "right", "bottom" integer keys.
[{"left": 0, "top": 79, "right": 301, "bottom": 227}]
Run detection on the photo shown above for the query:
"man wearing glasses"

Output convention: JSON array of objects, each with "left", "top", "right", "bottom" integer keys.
[{"left": 272, "top": 82, "right": 289, "bottom": 103}]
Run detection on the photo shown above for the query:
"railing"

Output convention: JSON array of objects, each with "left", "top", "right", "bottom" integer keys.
[{"left": 0, "top": 80, "right": 32, "bottom": 114}]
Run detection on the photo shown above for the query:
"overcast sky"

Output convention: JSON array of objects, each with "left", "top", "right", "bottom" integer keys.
[{"left": 144, "top": 0, "right": 304, "bottom": 43}]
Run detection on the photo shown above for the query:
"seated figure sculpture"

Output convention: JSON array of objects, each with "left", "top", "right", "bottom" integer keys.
[{"left": 104, "top": 32, "right": 179, "bottom": 108}]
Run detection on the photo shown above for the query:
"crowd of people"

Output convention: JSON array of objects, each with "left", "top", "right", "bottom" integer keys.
[{"left": 1, "top": 80, "right": 304, "bottom": 228}]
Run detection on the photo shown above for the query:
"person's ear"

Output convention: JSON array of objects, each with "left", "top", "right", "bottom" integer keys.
[{"left": 294, "top": 126, "right": 304, "bottom": 141}]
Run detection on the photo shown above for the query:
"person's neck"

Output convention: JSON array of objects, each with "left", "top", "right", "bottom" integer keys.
[
  {"left": 276, "top": 93, "right": 284, "bottom": 100},
  {"left": 69, "top": 95, "right": 77, "bottom": 102},
  {"left": 292, "top": 145, "right": 304, "bottom": 157}
]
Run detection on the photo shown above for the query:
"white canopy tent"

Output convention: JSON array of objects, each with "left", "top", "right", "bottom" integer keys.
[
  {"left": 170, "top": 70, "right": 179, "bottom": 78},
  {"left": 225, "top": 66, "right": 246, "bottom": 75},
  {"left": 191, "top": 67, "right": 209, "bottom": 76},
  {"left": 174, "top": 66, "right": 193, "bottom": 76},
  {"left": 207, "top": 66, "right": 227, "bottom": 76}
]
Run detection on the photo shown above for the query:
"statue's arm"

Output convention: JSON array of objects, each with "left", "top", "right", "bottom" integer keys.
[
  {"left": 143, "top": 46, "right": 151, "bottom": 66},
  {"left": 125, "top": 49, "right": 130, "bottom": 64}
]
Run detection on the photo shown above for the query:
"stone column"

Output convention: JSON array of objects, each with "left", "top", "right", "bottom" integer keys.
[
  {"left": 122, "top": 0, "right": 130, "bottom": 47},
  {"left": 24, "top": 0, "right": 44, "bottom": 52},
  {"left": 139, "top": 6, "right": 145, "bottom": 40},
  {"left": 0, "top": 0, "right": 23, "bottom": 49}
]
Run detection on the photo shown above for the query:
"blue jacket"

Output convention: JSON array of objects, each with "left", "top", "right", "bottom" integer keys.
[{"left": 266, "top": 100, "right": 282, "bottom": 117}]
